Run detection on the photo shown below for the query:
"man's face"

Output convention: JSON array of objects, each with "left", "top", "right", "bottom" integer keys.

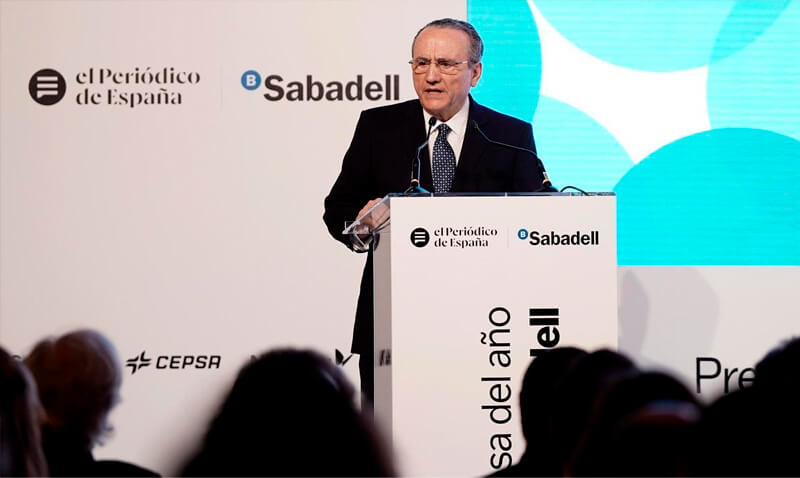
[{"left": 412, "top": 26, "right": 482, "bottom": 122}]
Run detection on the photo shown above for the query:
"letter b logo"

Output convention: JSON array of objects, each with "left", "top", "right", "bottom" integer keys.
[{"left": 241, "top": 70, "right": 261, "bottom": 90}]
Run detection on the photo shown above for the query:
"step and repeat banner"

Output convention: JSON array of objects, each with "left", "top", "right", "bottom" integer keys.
[
  {"left": 1, "top": 0, "right": 798, "bottom": 475},
  {"left": 0, "top": 0, "right": 465, "bottom": 473}
]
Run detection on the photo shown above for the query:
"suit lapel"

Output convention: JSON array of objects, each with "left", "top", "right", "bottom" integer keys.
[{"left": 453, "top": 97, "right": 489, "bottom": 191}]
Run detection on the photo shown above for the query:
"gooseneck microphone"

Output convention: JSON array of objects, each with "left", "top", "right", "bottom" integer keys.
[
  {"left": 471, "top": 120, "right": 556, "bottom": 192},
  {"left": 406, "top": 116, "right": 438, "bottom": 194}
]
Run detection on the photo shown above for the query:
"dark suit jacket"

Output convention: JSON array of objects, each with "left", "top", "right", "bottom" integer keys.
[{"left": 323, "top": 97, "right": 544, "bottom": 355}]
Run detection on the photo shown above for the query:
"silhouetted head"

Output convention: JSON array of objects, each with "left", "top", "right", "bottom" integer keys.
[
  {"left": 690, "top": 386, "right": 765, "bottom": 476},
  {"left": 569, "top": 370, "right": 701, "bottom": 476},
  {"left": 0, "top": 346, "right": 48, "bottom": 476},
  {"left": 755, "top": 336, "right": 800, "bottom": 394},
  {"left": 24, "top": 329, "right": 122, "bottom": 448},
  {"left": 601, "top": 400, "right": 701, "bottom": 477},
  {"left": 688, "top": 337, "right": 800, "bottom": 477},
  {"left": 181, "top": 348, "right": 394, "bottom": 477},
  {"left": 549, "top": 349, "right": 637, "bottom": 475},
  {"left": 519, "top": 346, "right": 587, "bottom": 442}
]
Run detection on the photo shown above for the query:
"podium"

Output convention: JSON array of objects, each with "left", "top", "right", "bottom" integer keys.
[{"left": 348, "top": 193, "right": 617, "bottom": 476}]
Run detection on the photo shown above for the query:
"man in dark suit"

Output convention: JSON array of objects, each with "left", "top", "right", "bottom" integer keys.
[{"left": 324, "top": 18, "right": 547, "bottom": 405}]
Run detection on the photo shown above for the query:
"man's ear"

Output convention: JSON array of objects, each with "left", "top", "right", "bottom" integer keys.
[{"left": 470, "top": 62, "right": 482, "bottom": 87}]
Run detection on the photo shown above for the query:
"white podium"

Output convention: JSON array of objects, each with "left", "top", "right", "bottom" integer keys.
[{"left": 367, "top": 193, "right": 618, "bottom": 476}]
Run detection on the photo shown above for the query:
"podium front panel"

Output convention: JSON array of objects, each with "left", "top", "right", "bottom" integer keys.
[{"left": 373, "top": 194, "right": 617, "bottom": 476}]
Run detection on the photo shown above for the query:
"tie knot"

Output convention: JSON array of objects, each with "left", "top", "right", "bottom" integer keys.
[{"left": 438, "top": 123, "right": 451, "bottom": 138}]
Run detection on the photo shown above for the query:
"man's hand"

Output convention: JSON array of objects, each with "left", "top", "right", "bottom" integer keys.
[{"left": 356, "top": 198, "right": 384, "bottom": 230}]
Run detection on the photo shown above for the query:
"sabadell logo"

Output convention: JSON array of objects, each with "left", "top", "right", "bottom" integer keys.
[
  {"left": 241, "top": 69, "right": 400, "bottom": 102},
  {"left": 517, "top": 228, "right": 600, "bottom": 246}
]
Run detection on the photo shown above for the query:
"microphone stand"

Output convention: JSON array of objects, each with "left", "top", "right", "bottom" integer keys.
[
  {"left": 405, "top": 117, "right": 438, "bottom": 194},
  {"left": 471, "top": 120, "right": 557, "bottom": 192}
]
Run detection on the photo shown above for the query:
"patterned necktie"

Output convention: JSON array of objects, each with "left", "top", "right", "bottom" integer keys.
[{"left": 432, "top": 123, "right": 456, "bottom": 193}]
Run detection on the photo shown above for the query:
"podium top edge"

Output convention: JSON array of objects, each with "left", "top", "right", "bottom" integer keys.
[{"left": 386, "top": 192, "right": 616, "bottom": 198}]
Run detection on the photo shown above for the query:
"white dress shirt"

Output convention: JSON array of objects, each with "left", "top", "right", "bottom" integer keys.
[{"left": 422, "top": 97, "right": 470, "bottom": 166}]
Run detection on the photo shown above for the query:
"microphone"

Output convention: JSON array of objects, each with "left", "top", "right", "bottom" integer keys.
[
  {"left": 471, "top": 120, "right": 556, "bottom": 192},
  {"left": 406, "top": 116, "right": 438, "bottom": 194}
]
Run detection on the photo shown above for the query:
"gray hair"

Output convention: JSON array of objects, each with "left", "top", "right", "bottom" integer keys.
[{"left": 412, "top": 18, "right": 484, "bottom": 64}]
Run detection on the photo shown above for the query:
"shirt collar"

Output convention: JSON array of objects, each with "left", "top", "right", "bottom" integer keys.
[{"left": 422, "top": 96, "right": 470, "bottom": 139}]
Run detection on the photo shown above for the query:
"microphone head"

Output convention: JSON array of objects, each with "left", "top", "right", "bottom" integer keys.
[{"left": 428, "top": 116, "right": 437, "bottom": 127}]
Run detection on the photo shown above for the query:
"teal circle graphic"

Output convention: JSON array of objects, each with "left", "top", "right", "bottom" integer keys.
[
  {"left": 710, "top": 0, "right": 792, "bottom": 63},
  {"left": 614, "top": 128, "right": 800, "bottom": 266},
  {"left": 534, "top": 0, "right": 788, "bottom": 72},
  {"left": 708, "top": 0, "right": 800, "bottom": 143},
  {"left": 532, "top": 96, "right": 632, "bottom": 193},
  {"left": 469, "top": 0, "right": 542, "bottom": 121}
]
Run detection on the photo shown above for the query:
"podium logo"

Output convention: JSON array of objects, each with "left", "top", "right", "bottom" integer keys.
[
  {"left": 410, "top": 227, "right": 430, "bottom": 247},
  {"left": 518, "top": 228, "right": 599, "bottom": 246},
  {"left": 29, "top": 69, "right": 66, "bottom": 105},
  {"left": 241, "top": 70, "right": 261, "bottom": 90}
]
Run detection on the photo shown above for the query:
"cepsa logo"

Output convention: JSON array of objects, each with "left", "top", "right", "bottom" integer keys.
[
  {"left": 241, "top": 70, "right": 400, "bottom": 102},
  {"left": 125, "top": 350, "right": 221, "bottom": 375}
]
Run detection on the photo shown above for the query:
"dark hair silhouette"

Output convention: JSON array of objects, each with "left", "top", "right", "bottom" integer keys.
[
  {"left": 25, "top": 329, "right": 121, "bottom": 448},
  {"left": 755, "top": 335, "right": 800, "bottom": 394},
  {"left": 569, "top": 371, "right": 701, "bottom": 476},
  {"left": 0, "top": 346, "right": 48, "bottom": 476},
  {"left": 548, "top": 349, "right": 637, "bottom": 475},
  {"left": 690, "top": 386, "right": 764, "bottom": 476},
  {"left": 601, "top": 400, "right": 701, "bottom": 477},
  {"left": 25, "top": 329, "right": 157, "bottom": 477},
  {"left": 519, "top": 346, "right": 588, "bottom": 443},
  {"left": 489, "top": 347, "right": 587, "bottom": 477},
  {"left": 690, "top": 336, "right": 800, "bottom": 477},
  {"left": 180, "top": 348, "right": 395, "bottom": 477}
]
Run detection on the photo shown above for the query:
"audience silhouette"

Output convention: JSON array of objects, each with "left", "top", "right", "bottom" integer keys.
[
  {"left": 548, "top": 349, "right": 637, "bottom": 475},
  {"left": 5, "top": 329, "right": 800, "bottom": 477},
  {"left": 489, "top": 346, "right": 587, "bottom": 477},
  {"left": 489, "top": 338, "right": 800, "bottom": 477},
  {"left": 0, "top": 346, "right": 48, "bottom": 476},
  {"left": 24, "top": 329, "right": 158, "bottom": 477},
  {"left": 691, "top": 336, "right": 800, "bottom": 477},
  {"left": 180, "top": 348, "right": 395, "bottom": 477},
  {"left": 569, "top": 370, "right": 701, "bottom": 476}
]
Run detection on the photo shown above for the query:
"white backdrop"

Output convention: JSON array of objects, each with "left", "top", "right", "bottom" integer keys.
[
  {"left": 1, "top": 0, "right": 797, "bottom": 475},
  {"left": 0, "top": 0, "right": 464, "bottom": 473}
]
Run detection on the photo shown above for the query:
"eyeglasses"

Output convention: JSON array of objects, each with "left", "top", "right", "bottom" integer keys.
[{"left": 409, "top": 58, "right": 471, "bottom": 75}]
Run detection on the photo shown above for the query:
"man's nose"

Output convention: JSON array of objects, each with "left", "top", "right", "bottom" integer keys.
[{"left": 425, "top": 64, "right": 441, "bottom": 83}]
